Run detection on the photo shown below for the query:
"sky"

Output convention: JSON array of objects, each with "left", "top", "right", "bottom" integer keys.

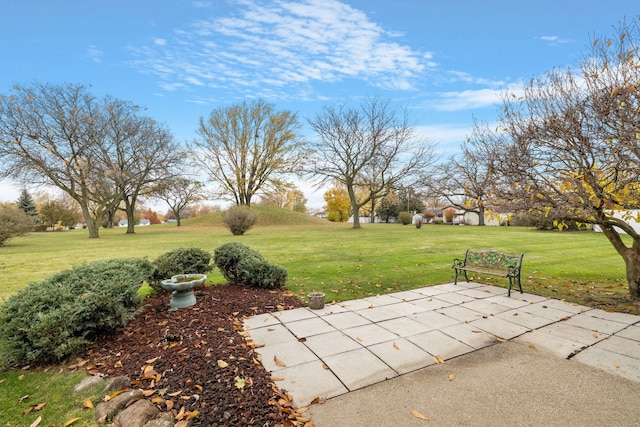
[{"left": 0, "top": 0, "right": 638, "bottom": 210}]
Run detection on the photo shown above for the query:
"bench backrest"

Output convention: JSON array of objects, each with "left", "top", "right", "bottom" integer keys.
[{"left": 465, "top": 249, "right": 523, "bottom": 270}]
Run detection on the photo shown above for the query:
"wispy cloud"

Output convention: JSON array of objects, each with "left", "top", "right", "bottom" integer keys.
[
  {"left": 86, "top": 45, "right": 104, "bottom": 63},
  {"left": 128, "top": 0, "right": 431, "bottom": 99},
  {"left": 538, "top": 35, "right": 570, "bottom": 46}
]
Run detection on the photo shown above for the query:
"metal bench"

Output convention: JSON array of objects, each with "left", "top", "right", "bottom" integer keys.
[{"left": 452, "top": 249, "right": 524, "bottom": 296}]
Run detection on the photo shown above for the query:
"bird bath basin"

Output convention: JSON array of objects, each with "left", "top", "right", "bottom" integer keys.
[{"left": 161, "top": 274, "right": 207, "bottom": 308}]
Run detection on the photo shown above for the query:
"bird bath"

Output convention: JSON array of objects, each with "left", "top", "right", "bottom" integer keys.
[{"left": 161, "top": 274, "right": 207, "bottom": 308}]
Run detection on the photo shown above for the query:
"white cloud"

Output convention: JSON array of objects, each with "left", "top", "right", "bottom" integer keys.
[
  {"left": 86, "top": 45, "right": 104, "bottom": 63},
  {"left": 434, "top": 88, "right": 503, "bottom": 112},
  {"left": 128, "top": 0, "right": 430, "bottom": 97},
  {"left": 538, "top": 35, "right": 569, "bottom": 45}
]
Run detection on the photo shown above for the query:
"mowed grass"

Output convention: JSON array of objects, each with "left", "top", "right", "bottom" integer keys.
[
  {"left": 0, "top": 205, "right": 636, "bottom": 312},
  {"left": 0, "top": 206, "right": 638, "bottom": 425}
]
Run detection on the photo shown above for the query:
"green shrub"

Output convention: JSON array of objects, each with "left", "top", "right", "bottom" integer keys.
[
  {"left": 213, "top": 242, "right": 286, "bottom": 289},
  {"left": 237, "top": 257, "right": 288, "bottom": 289},
  {"left": 398, "top": 211, "right": 412, "bottom": 225},
  {"left": 223, "top": 206, "right": 258, "bottom": 235},
  {"left": 214, "top": 242, "right": 264, "bottom": 285},
  {"left": 0, "top": 258, "right": 153, "bottom": 366},
  {"left": 150, "top": 247, "right": 213, "bottom": 292},
  {"left": 0, "top": 206, "right": 34, "bottom": 245}
]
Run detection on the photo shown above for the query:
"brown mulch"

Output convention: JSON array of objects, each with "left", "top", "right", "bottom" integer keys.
[{"left": 83, "top": 284, "right": 308, "bottom": 426}]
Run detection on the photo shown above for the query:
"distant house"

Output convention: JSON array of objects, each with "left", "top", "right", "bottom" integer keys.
[{"left": 118, "top": 219, "right": 151, "bottom": 227}]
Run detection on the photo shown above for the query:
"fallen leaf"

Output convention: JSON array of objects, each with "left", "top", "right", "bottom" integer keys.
[
  {"left": 82, "top": 399, "right": 94, "bottom": 409},
  {"left": 592, "top": 333, "right": 599, "bottom": 339},
  {"left": 310, "top": 396, "right": 327, "bottom": 405},
  {"left": 19, "top": 375, "right": 25, "bottom": 380},
  {"left": 322, "top": 363, "right": 329, "bottom": 370},
  {"left": 18, "top": 395, "right": 29, "bottom": 402},
  {"left": 448, "top": 374, "right": 456, "bottom": 381},
  {"left": 411, "top": 409, "right": 428, "bottom": 420},
  {"left": 142, "top": 389, "right": 155, "bottom": 397},
  {"left": 30, "top": 416, "right": 42, "bottom": 427},
  {"left": 433, "top": 355, "right": 445, "bottom": 364},
  {"left": 217, "top": 360, "right": 228, "bottom": 368},
  {"left": 271, "top": 376, "right": 285, "bottom": 381},
  {"left": 528, "top": 344, "right": 536, "bottom": 349},
  {"left": 167, "top": 390, "right": 183, "bottom": 397},
  {"left": 187, "top": 410, "right": 200, "bottom": 420},
  {"left": 355, "top": 337, "right": 363, "bottom": 342},
  {"left": 614, "top": 363, "right": 620, "bottom": 368},
  {"left": 114, "top": 360, "right": 123, "bottom": 368},
  {"left": 63, "top": 418, "right": 81, "bottom": 426},
  {"left": 235, "top": 377, "right": 246, "bottom": 390},
  {"left": 274, "top": 356, "right": 286, "bottom": 367},
  {"left": 145, "top": 357, "right": 159, "bottom": 364},
  {"left": 392, "top": 342, "right": 399, "bottom": 350}
]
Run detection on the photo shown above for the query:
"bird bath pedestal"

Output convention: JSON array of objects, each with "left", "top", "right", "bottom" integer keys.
[{"left": 161, "top": 274, "right": 207, "bottom": 308}]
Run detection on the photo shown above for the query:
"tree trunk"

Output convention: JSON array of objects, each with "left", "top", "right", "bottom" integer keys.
[
  {"left": 347, "top": 187, "right": 361, "bottom": 229},
  {"left": 124, "top": 197, "right": 136, "bottom": 234},
  {"left": 599, "top": 224, "right": 640, "bottom": 300},
  {"left": 80, "top": 204, "right": 100, "bottom": 238},
  {"left": 477, "top": 205, "right": 485, "bottom": 226}
]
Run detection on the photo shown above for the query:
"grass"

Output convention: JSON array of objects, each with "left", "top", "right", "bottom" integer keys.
[{"left": 0, "top": 206, "right": 638, "bottom": 425}]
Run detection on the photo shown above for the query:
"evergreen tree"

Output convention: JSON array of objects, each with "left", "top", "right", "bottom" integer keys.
[{"left": 16, "top": 189, "right": 38, "bottom": 217}]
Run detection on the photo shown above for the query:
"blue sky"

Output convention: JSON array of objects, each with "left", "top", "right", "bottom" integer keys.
[{"left": 1, "top": 0, "right": 637, "bottom": 209}]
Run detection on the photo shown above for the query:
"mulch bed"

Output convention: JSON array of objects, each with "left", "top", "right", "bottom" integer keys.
[{"left": 83, "top": 284, "right": 309, "bottom": 426}]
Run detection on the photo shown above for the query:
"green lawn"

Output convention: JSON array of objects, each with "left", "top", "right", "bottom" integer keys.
[
  {"left": 0, "top": 208, "right": 635, "bottom": 312},
  {"left": 0, "top": 208, "right": 638, "bottom": 425}
]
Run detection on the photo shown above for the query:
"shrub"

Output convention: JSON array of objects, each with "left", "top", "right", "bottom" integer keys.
[
  {"left": 214, "top": 242, "right": 264, "bottom": 285},
  {"left": 213, "top": 242, "right": 286, "bottom": 289},
  {"left": 223, "top": 206, "right": 258, "bottom": 235},
  {"left": 0, "top": 206, "right": 34, "bottom": 246},
  {"left": 150, "top": 247, "right": 213, "bottom": 292},
  {"left": 238, "top": 257, "right": 288, "bottom": 289},
  {"left": 0, "top": 258, "right": 153, "bottom": 366},
  {"left": 398, "top": 211, "right": 412, "bottom": 225},
  {"left": 443, "top": 208, "right": 456, "bottom": 223}
]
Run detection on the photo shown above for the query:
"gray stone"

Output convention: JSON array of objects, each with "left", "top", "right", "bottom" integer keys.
[
  {"left": 94, "top": 389, "right": 144, "bottom": 423},
  {"left": 103, "top": 375, "right": 132, "bottom": 394},
  {"left": 143, "top": 412, "right": 175, "bottom": 427},
  {"left": 73, "top": 375, "right": 106, "bottom": 393},
  {"left": 114, "top": 399, "right": 160, "bottom": 427}
]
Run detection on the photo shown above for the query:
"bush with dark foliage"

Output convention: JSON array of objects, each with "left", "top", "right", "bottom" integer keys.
[
  {"left": 214, "top": 242, "right": 287, "bottom": 289},
  {"left": 0, "top": 258, "right": 154, "bottom": 366},
  {"left": 150, "top": 247, "right": 213, "bottom": 292}
]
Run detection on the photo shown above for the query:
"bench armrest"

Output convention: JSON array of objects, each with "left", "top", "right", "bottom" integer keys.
[{"left": 452, "top": 258, "right": 465, "bottom": 268}]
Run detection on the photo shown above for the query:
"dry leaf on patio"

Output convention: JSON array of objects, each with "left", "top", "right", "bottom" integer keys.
[
  {"left": 274, "top": 356, "right": 287, "bottom": 367},
  {"left": 528, "top": 344, "right": 536, "bottom": 349},
  {"left": 433, "top": 355, "right": 445, "bottom": 364},
  {"left": 411, "top": 409, "right": 428, "bottom": 420},
  {"left": 448, "top": 374, "right": 456, "bottom": 381},
  {"left": 392, "top": 343, "right": 399, "bottom": 350}
]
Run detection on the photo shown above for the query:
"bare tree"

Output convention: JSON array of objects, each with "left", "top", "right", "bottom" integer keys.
[
  {"left": 0, "top": 83, "right": 119, "bottom": 238},
  {"left": 308, "top": 97, "right": 438, "bottom": 229},
  {"left": 155, "top": 178, "right": 205, "bottom": 226},
  {"left": 193, "top": 100, "right": 307, "bottom": 207},
  {"left": 98, "top": 100, "right": 182, "bottom": 234},
  {"left": 489, "top": 18, "right": 640, "bottom": 299},
  {"left": 431, "top": 121, "right": 498, "bottom": 225}
]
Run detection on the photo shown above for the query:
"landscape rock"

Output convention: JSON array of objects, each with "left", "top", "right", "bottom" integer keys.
[
  {"left": 142, "top": 412, "right": 175, "bottom": 427},
  {"left": 94, "top": 389, "right": 144, "bottom": 423},
  {"left": 73, "top": 375, "right": 106, "bottom": 393},
  {"left": 103, "top": 375, "right": 132, "bottom": 394},
  {"left": 114, "top": 399, "right": 160, "bottom": 427}
]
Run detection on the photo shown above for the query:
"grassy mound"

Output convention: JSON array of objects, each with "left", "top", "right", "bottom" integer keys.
[{"left": 183, "top": 205, "right": 334, "bottom": 228}]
